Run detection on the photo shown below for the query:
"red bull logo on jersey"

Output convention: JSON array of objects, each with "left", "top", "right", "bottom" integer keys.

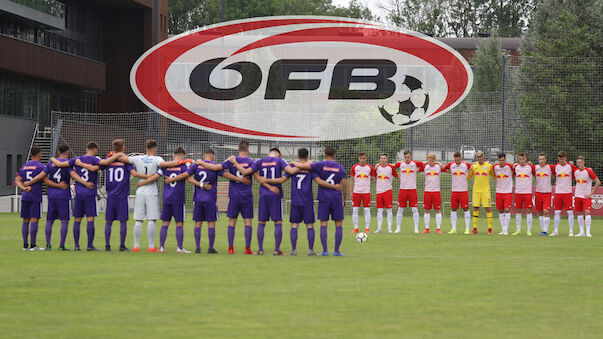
[
  {"left": 558, "top": 173, "right": 569, "bottom": 178},
  {"left": 131, "top": 16, "right": 473, "bottom": 141},
  {"left": 537, "top": 172, "right": 549, "bottom": 178},
  {"left": 517, "top": 173, "right": 530, "bottom": 179},
  {"left": 453, "top": 170, "right": 466, "bottom": 177},
  {"left": 378, "top": 174, "right": 390, "bottom": 181},
  {"left": 427, "top": 171, "right": 439, "bottom": 177},
  {"left": 357, "top": 173, "right": 369, "bottom": 179},
  {"left": 577, "top": 178, "right": 587, "bottom": 185},
  {"left": 476, "top": 171, "right": 488, "bottom": 176},
  {"left": 497, "top": 174, "right": 509, "bottom": 179},
  {"left": 402, "top": 168, "right": 415, "bottom": 175}
]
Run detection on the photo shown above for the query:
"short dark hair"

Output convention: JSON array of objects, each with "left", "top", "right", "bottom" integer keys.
[
  {"left": 380, "top": 153, "right": 388, "bottom": 158},
  {"left": 298, "top": 148, "right": 309, "bottom": 159},
  {"left": 497, "top": 152, "right": 506, "bottom": 159},
  {"left": 324, "top": 146, "right": 336, "bottom": 156},
  {"left": 204, "top": 149, "right": 215, "bottom": 155},
  {"left": 269, "top": 147, "right": 281, "bottom": 155},
  {"left": 403, "top": 150, "right": 411, "bottom": 156},
  {"left": 113, "top": 139, "right": 125, "bottom": 152},
  {"left": 87, "top": 142, "right": 98, "bottom": 150},
  {"left": 30, "top": 146, "right": 42, "bottom": 157},
  {"left": 358, "top": 152, "right": 367, "bottom": 157},
  {"left": 453, "top": 151, "right": 461, "bottom": 158},
  {"left": 173, "top": 147, "right": 186, "bottom": 155},
  {"left": 238, "top": 140, "right": 249, "bottom": 152},
  {"left": 146, "top": 139, "right": 158, "bottom": 150},
  {"left": 58, "top": 144, "right": 70, "bottom": 154},
  {"left": 576, "top": 155, "right": 585, "bottom": 161},
  {"left": 558, "top": 150, "right": 567, "bottom": 158},
  {"left": 538, "top": 152, "right": 547, "bottom": 158},
  {"left": 518, "top": 152, "right": 526, "bottom": 158}
]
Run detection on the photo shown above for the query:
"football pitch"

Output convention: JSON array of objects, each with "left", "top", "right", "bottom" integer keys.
[{"left": 1, "top": 213, "right": 602, "bottom": 338}]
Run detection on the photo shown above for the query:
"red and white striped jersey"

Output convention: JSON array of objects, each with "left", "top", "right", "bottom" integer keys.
[
  {"left": 514, "top": 164, "right": 533, "bottom": 194},
  {"left": 534, "top": 164, "right": 555, "bottom": 193},
  {"left": 422, "top": 163, "right": 442, "bottom": 192},
  {"left": 444, "top": 162, "right": 471, "bottom": 192},
  {"left": 351, "top": 164, "right": 375, "bottom": 194},
  {"left": 555, "top": 163, "right": 578, "bottom": 194},
  {"left": 394, "top": 160, "right": 424, "bottom": 190},
  {"left": 375, "top": 164, "right": 398, "bottom": 194},
  {"left": 493, "top": 163, "right": 514, "bottom": 194},
  {"left": 574, "top": 168, "right": 598, "bottom": 199}
]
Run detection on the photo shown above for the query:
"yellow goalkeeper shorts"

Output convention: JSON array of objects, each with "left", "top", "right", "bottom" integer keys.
[{"left": 472, "top": 191, "right": 491, "bottom": 208}]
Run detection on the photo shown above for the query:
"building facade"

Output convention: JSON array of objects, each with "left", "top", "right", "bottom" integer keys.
[{"left": 0, "top": 0, "right": 168, "bottom": 195}]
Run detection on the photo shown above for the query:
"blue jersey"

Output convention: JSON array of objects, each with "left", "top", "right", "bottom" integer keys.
[
  {"left": 252, "top": 156, "right": 289, "bottom": 198},
  {"left": 69, "top": 155, "right": 101, "bottom": 197},
  {"left": 188, "top": 162, "right": 224, "bottom": 202},
  {"left": 45, "top": 158, "right": 71, "bottom": 200},
  {"left": 311, "top": 160, "right": 346, "bottom": 201},
  {"left": 222, "top": 156, "right": 254, "bottom": 200},
  {"left": 285, "top": 163, "right": 317, "bottom": 206},
  {"left": 158, "top": 164, "right": 189, "bottom": 205},
  {"left": 18, "top": 160, "right": 45, "bottom": 202},
  {"left": 105, "top": 161, "right": 134, "bottom": 198}
]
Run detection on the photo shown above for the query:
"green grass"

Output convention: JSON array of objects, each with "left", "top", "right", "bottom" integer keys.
[{"left": 1, "top": 212, "right": 602, "bottom": 338}]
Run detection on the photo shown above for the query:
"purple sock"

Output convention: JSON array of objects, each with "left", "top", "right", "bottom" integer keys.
[
  {"left": 30, "top": 222, "right": 38, "bottom": 246},
  {"left": 21, "top": 221, "right": 29, "bottom": 246},
  {"left": 59, "top": 220, "right": 68, "bottom": 247},
  {"left": 274, "top": 223, "right": 282, "bottom": 251},
  {"left": 176, "top": 226, "right": 184, "bottom": 249},
  {"left": 320, "top": 226, "right": 328, "bottom": 252},
  {"left": 290, "top": 227, "right": 298, "bottom": 251},
  {"left": 120, "top": 222, "right": 127, "bottom": 247},
  {"left": 334, "top": 226, "right": 343, "bottom": 252},
  {"left": 160, "top": 225, "right": 168, "bottom": 248},
  {"left": 86, "top": 221, "right": 95, "bottom": 248},
  {"left": 105, "top": 222, "right": 112, "bottom": 247},
  {"left": 227, "top": 226, "right": 235, "bottom": 247},
  {"left": 307, "top": 227, "right": 315, "bottom": 251},
  {"left": 73, "top": 221, "right": 81, "bottom": 248},
  {"left": 244, "top": 225, "right": 252, "bottom": 248},
  {"left": 194, "top": 227, "right": 201, "bottom": 250},
  {"left": 208, "top": 227, "right": 216, "bottom": 250},
  {"left": 45, "top": 220, "right": 53, "bottom": 247},
  {"left": 257, "top": 223, "right": 265, "bottom": 251}
]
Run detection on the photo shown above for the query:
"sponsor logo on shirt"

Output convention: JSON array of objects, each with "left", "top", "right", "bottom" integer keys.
[
  {"left": 323, "top": 166, "right": 340, "bottom": 172},
  {"left": 262, "top": 162, "right": 277, "bottom": 166}
]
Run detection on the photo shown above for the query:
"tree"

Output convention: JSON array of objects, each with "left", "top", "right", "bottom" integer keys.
[
  {"left": 472, "top": 34, "right": 503, "bottom": 92},
  {"left": 379, "top": 0, "right": 450, "bottom": 36},
  {"left": 517, "top": 0, "right": 603, "bottom": 173}
]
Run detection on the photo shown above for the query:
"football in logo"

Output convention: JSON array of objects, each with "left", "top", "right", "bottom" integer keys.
[
  {"left": 592, "top": 194, "right": 603, "bottom": 210},
  {"left": 131, "top": 16, "right": 473, "bottom": 141}
]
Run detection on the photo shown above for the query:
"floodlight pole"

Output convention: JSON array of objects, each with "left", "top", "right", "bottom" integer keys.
[{"left": 501, "top": 55, "right": 506, "bottom": 153}]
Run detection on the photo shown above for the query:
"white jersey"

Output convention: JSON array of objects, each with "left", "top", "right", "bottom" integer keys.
[
  {"left": 129, "top": 155, "right": 165, "bottom": 196},
  {"left": 422, "top": 163, "right": 442, "bottom": 192},
  {"left": 534, "top": 164, "right": 554, "bottom": 193},
  {"left": 394, "top": 160, "right": 423, "bottom": 190},
  {"left": 445, "top": 162, "right": 471, "bottom": 192},
  {"left": 574, "top": 168, "right": 597, "bottom": 199},
  {"left": 493, "top": 163, "right": 513, "bottom": 194},
  {"left": 351, "top": 164, "right": 375, "bottom": 194},
  {"left": 514, "top": 164, "right": 533, "bottom": 194},
  {"left": 555, "top": 163, "right": 577, "bottom": 194},
  {"left": 375, "top": 164, "right": 398, "bottom": 194}
]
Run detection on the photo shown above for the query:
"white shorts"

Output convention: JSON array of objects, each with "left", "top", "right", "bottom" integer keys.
[{"left": 134, "top": 195, "right": 160, "bottom": 220}]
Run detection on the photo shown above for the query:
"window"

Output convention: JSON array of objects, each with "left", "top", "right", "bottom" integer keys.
[{"left": 6, "top": 154, "right": 12, "bottom": 186}]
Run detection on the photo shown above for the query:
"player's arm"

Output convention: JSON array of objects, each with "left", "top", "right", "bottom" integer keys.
[
  {"left": 195, "top": 160, "right": 224, "bottom": 172},
  {"left": 253, "top": 172, "right": 280, "bottom": 194},
  {"left": 136, "top": 172, "right": 160, "bottom": 188},
  {"left": 159, "top": 159, "right": 183, "bottom": 168},
  {"left": 43, "top": 176, "right": 68, "bottom": 189},
  {"left": 314, "top": 177, "right": 341, "bottom": 191},
  {"left": 467, "top": 166, "right": 474, "bottom": 179},
  {"left": 186, "top": 175, "right": 211, "bottom": 190},
  {"left": 262, "top": 175, "right": 288, "bottom": 185},
  {"left": 98, "top": 152, "right": 123, "bottom": 167},
  {"left": 50, "top": 157, "right": 70, "bottom": 168},
  {"left": 230, "top": 157, "right": 254, "bottom": 176},
  {"left": 370, "top": 165, "right": 377, "bottom": 182},
  {"left": 341, "top": 178, "right": 348, "bottom": 207},
  {"left": 24, "top": 171, "right": 46, "bottom": 186},
  {"left": 165, "top": 171, "right": 191, "bottom": 184},
  {"left": 222, "top": 172, "right": 250, "bottom": 185},
  {"left": 284, "top": 164, "right": 300, "bottom": 175},
  {"left": 14, "top": 175, "right": 29, "bottom": 192},
  {"left": 290, "top": 161, "right": 311, "bottom": 170},
  {"left": 69, "top": 171, "right": 94, "bottom": 189},
  {"left": 130, "top": 170, "right": 150, "bottom": 179}
]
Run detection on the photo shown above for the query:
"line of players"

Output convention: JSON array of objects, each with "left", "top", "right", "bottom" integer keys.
[
  {"left": 349, "top": 150, "right": 600, "bottom": 237},
  {"left": 15, "top": 140, "right": 348, "bottom": 256}
]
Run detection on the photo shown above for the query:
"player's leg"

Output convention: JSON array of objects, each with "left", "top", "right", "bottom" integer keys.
[
  {"left": 317, "top": 200, "right": 330, "bottom": 255},
  {"left": 552, "top": 194, "right": 562, "bottom": 236},
  {"left": 423, "top": 193, "right": 432, "bottom": 233},
  {"left": 384, "top": 190, "right": 393, "bottom": 233},
  {"left": 204, "top": 201, "right": 219, "bottom": 254},
  {"left": 352, "top": 193, "right": 360, "bottom": 232},
  {"left": 434, "top": 193, "right": 442, "bottom": 233},
  {"left": 146, "top": 195, "right": 160, "bottom": 251},
  {"left": 55, "top": 199, "right": 70, "bottom": 250},
  {"left": 72, "top": 195, "right": 84, "bottom": 250},
  {"left": 175, "top": 204, "right": 188, "bottom": 253},
  {"left": 85, "top": 195, "right": 98, "bottom": 251},
  {"left": 449, "top": 193, "right": 458, "bottom": 233},
  {"left": 192, "top": 202, "right": 203, "bottom": 253},
  {"left": 104, "top": 198, "right": 115, "bottom": 251},
  {"left": 44, "top": 199, "right": 56, "bottom": 249},
  {"left": 410, "top": 190, "right": 420, "bottom": 233},
  {"left": 159, "top": 203, "right": 172, "bottom": 252},
  {"left": 118, "top": 197, "right": 129, "bottom": 251},
  {"left": 133, "top": 194, "right": 145, "bottom": 251},
  {"left": 242, "top": 198, "right": 255, "bottom": 254},
  {"left": 333, "top": 200, "right": 345, "bottom": 256},
  {"left": 363, "top": 194, "right": 371, "bottom": 233},
  {"left": 585, "top": 205, "right": 592, "bottom": 237},
  {"left": 485, "top": 193, "right": 494, "bottom": 235},
  {"left": 305, "top": 204, "right": 317, "bottom": 255},
  {"left": 257, "top": 196, "right": 268, "bottom": 255},
  {"left": 525, "top": 204, "right": 533, "bottom": 236},
  {"left": 471, "top": 191, "right": 481, "bottom": 234},
  {"left": 289, "top": 205, "right": 302, "bottom": 255},
  {"left": 207, "top": 220, "right": 218, "bottom": 254},
  {"left": 226, "top": 198, "right": 238, "bottom": 253},
  {"left": 26, "top": 201, "right": 42, "bottom": 250},
  {"left": 290, "top": 223, "right": 299, "bottom": 255},
  {"left": 566, "top": 195, "right": 575, "bottom": 236},
  {"left": 375, "top": 193, "right": 383, "bottom": 233},
  {"left": 20, "top": 200, "right": 31, "bottom": 249},
  {"left": 513, "top": 195, "right": 523, "bottom": 235},
  {"left": 271, "top": 197, "right": 284, "bottom": 255},
  {"left": 575, "top": 199, "right": 585, "bottom": 236},
  {"left": 396, "top": 191, "right": 405, "bottom": 233}
]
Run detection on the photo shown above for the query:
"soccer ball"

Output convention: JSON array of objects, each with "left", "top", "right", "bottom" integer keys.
[
  {"left": 356, "top": 232, "right": 368, "bottom": 243},
  {"left": 378, "top": 75, "right": 430, "bottom": 126}
]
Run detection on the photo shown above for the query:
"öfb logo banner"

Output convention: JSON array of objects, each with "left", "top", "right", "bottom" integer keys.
[{"left": 131, "top": 16, "right": 473, "bottom": 141}]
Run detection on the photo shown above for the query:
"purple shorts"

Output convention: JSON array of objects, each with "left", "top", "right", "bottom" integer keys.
[
  {"left": 193, "top": 201, "right": 218, "bottom": 222},
  {"left": 161, "top": 203, "right": 185, "bottom": 223},
  {"left": 258, "top": 195, "right": 282, "bottom": 222},
  {"left": 317, "top": 199, "right": 344, "bottom": 221},
  {"left": 73, "top": 194, "right": 97, "bottom": 218},
  {"left": 106, "top": 196, "right": 129, "bottom": 221},
  {"left": 226, "top": 197, "right": 254, "bottom": 219},
  {"left": 21, "top": 200, "right": 41, "bottom": 219},
  {"left": 290, "top": 204, "right": 315, "bottom": 224},
  {"left": 47, "top": 199, "right": 70, "bottom": 221}
]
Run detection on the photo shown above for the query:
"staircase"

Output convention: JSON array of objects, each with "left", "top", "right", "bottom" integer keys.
[{"left": 34, "top": 127, "right": 54, "bottom": 164}]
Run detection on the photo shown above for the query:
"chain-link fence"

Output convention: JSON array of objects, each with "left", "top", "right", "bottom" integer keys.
[{"left": 51, "top": 56, "right": 603, "bottom": 212}]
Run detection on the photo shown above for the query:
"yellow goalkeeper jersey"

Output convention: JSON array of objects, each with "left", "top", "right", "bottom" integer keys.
[{"left": 468, "top": 162, "right": 493, "bottom": 193}]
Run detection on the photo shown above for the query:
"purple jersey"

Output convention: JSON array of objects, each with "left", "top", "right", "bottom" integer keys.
[
  {"left": 188, "top": 162, "right": 224, "bottom": 202},
  {"left": 69, "top": 155, "right": 101, "bottom": 197},
  {"left": 45, "top": 158, "right": 71, "bottom": 200},
  {"left": 285, "top": 164, "right": 317, "bottom": 206},
  {"left": 158, "top": 164, "right": 189, "bottom": 205},
  {"left": 222, "top": 156, "right": 254, "bottom": 199},
  {"left": 311, "top": 160, "right": 346, "bottom": 201},
  {"left": 252, "top": 156, "right": 289, "bottom": 197},
  {"left": 105, "top": 161, "right": 134, "bottom": 198},
  {"left": 18, "top": 160, "right": 45, "bottom": 202}
]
